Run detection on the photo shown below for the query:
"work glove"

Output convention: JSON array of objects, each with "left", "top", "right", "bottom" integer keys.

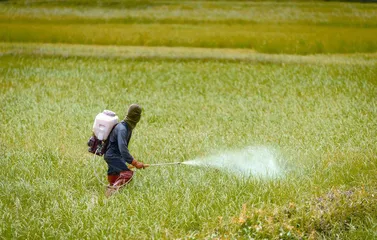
[{"left": 131, "top": 159, "right": 144, "bottom": 169}]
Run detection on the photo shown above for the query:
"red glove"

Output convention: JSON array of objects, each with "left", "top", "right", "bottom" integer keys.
[{"left": 131, "top": 159, "right": 144, "bottom": 169}]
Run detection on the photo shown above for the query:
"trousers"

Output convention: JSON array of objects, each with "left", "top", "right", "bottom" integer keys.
[{"left": 107, "top": 170, "right": 134, "bottom": 187}]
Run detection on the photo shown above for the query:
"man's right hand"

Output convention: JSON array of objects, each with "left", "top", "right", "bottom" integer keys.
[{"left": 131, "top": 159, "right": 144, "bottom": 169}]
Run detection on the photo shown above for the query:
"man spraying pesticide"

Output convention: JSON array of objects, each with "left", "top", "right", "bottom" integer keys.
[{"left": 88, "top": 104, "right": 147, "bottom": 197}]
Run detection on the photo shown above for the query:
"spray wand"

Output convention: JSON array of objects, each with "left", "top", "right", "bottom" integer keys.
[{"left": 129, "top": 162, "right": 182, "bottom": 169}]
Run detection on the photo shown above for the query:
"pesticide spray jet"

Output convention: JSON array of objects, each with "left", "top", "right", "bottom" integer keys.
[{"left": 137, "top": 146, "right": 283, "bottom": 178}]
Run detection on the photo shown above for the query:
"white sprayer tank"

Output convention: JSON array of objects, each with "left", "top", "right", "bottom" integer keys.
[{"left": 92, "top": 110, "right": 119, "bottom": 141}]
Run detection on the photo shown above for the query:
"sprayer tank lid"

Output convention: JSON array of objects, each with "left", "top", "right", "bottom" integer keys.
[{"left": 103, "top": 110, "right": 116, "bottom": 117}]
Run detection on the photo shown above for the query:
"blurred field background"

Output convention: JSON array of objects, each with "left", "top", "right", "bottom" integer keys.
[
  {"left": 1, "top": 0, "right": 377, "bottom": 239},
  {"left": 1, "top": 0, "right": 377, "bottom": 54}
]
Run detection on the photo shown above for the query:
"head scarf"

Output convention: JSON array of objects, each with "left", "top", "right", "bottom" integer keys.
[{"left": 124, "top": 104, "right": 142, "bottom": 130}]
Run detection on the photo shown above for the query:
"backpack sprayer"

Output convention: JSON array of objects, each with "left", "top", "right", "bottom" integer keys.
[{"left": 87, "top": 110, "right": 119, "bottom": 156}]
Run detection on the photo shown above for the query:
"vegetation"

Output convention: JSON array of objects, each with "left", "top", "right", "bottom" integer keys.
[
  {"left": 1, "top": 1, "right": 377, "bottom": 54},
  {"left": 1, "top": 1, "right": 376, "bottom": 239}
]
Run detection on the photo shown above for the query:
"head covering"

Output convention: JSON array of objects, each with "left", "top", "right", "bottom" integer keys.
[{"left": 124, "top": 104, "right": 142, "bottom": 130}]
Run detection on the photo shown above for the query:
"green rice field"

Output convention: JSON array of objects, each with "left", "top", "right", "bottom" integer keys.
[
  {"left": 1, "top": 0, "right": 377, "bottom": 54},
  {"left": 1, "top": 1, "right": 377, "bottom": 239}
]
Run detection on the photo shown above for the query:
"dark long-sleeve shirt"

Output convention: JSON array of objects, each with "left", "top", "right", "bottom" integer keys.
[{"left": 104, "top": 121, "right": 133, "bottom": 164}]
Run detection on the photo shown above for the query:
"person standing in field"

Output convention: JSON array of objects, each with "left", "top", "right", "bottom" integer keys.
[{"left": 104, "top": 103, "right": 145, "bottom": 196}]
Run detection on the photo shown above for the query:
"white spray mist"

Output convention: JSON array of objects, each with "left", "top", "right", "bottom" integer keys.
[{"left": 183, "top": 146, "right": 283, "bottom": 178}]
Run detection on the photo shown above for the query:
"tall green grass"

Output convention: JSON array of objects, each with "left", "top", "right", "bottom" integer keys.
[
  {"left": 2, "top": 42, "right": 377, "bottom": 65},
  {"left": 1, "top": 1, "right": 377, "bottom": 54},
  {"left": 1, "top": 1, "right": 377, "bottom": 238},
  {"left": 1, "top": 51, "right": 376, "bottom": 238},
  {"left": 2, "top": 22, "right": 377, "bottom": 54},
  {"left": 2, "top": 1, "right": 377, "bottom": 26}
]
